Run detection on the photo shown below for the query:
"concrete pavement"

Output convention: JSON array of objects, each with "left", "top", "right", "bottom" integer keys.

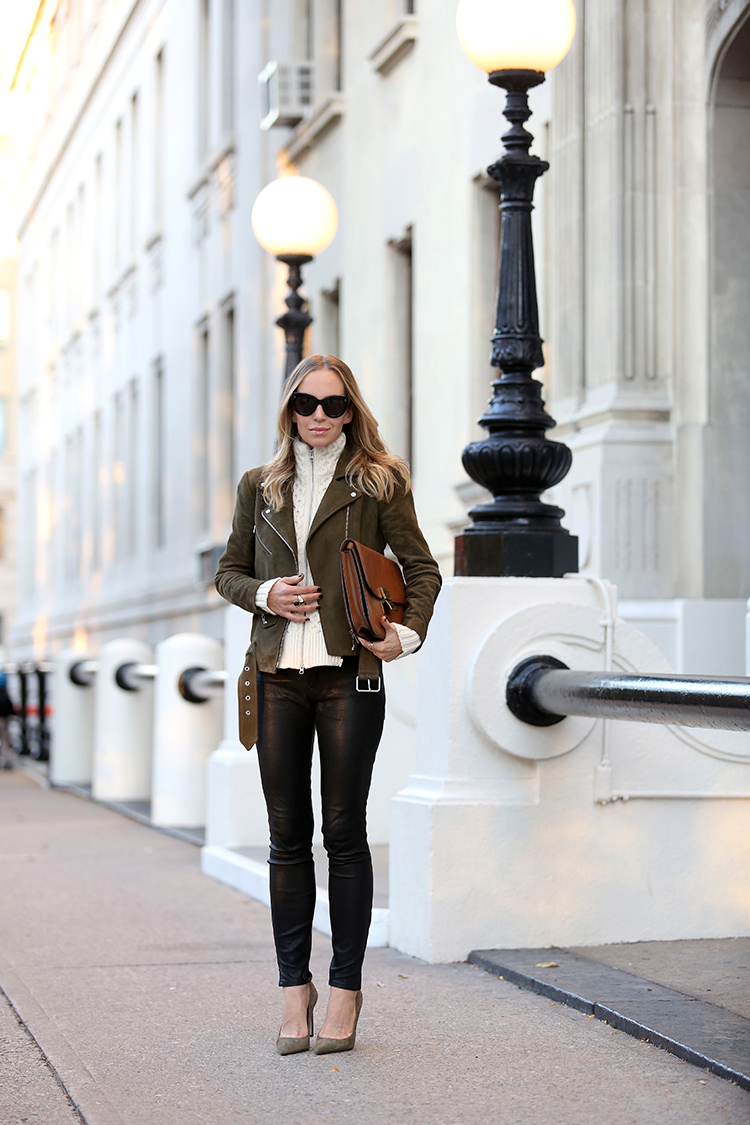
[{"left": 1, "top": 770, "right": 748, "bottom": 1125}]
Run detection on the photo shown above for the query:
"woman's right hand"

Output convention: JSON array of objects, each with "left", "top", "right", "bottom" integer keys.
[{"left": 266, "top": 574, "right": 322, "bottom": 621}]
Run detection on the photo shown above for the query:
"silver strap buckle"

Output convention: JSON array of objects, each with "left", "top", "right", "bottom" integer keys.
[{"left": 356, "top": 676, "right": 381, "bottom": 693}]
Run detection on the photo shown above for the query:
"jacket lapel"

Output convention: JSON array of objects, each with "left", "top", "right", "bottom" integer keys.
[
  {"left": 260, "top": 496, "right": 298, "bottom": 568},
  {"left": 308, "top": 444, "right": 359, "bottom": 542}
]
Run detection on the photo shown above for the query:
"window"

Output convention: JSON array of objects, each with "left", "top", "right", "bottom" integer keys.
[
  {"left": 127, "top": 379, "right": 139, "bottom": 556},
  {"left": 64, "top": 427, "right": 83, "bottom": 583},
  {"left": 113, "top": 391, "right": 125, "bottom": 557},
  {"left": 221, "top": 0, "right": 235, "bottom": 134},
  {"left": 49, "top": 228, "right": 59, "bottom": 332},
  {"left": 0, "top": 292, "right": 9, "bottom": 347},
  {"left": 92, "top": 411, "right": 103, "bottom": 569},
  {"left": 198, "top": 0, "right": 211, "bottom": 160},
  {"left": 319, "top": 281, "right": 340, "bottom": 357},
  {"left": 0, "top": 398, "right": 9, "bottom": 456},
  {"left": 152, "top": 358, "right": 166, "bottom": 548},
  {"left": 21, "top": 471, "right": 37, "bottom": 598},
  {"left": 76, "top": 183, "right": 85, "bottom": 316},
  {"left": 154, "top": 51, "right": 164, "bottom": 229},
  {"left": 389, "top": 231, "right": 414, "bottom": 468},
  {"left": 66, "top": 202, "right": 74, "bottom": 326},
  {"left": 94, "top": 154, "right": 103, "bottom": 297},
  {"left": 472, "top": 178, "right": 502, "bottom": 426},
  {"left": 130, "top": 92, "right": 139, "bottom": 258},
  {"left": 114, "top": 119, "right": 123, "bottom": 267},
  {"left": 217, "top": 304, "right": 235, "bottom": 525},
  {"left": 195, "top": 323, "right": 210, "bottom": 533},
  {"left": 333, "top": 0, "right": 343, "bottom": 91}
]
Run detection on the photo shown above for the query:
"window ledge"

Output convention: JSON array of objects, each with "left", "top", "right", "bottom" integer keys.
[
  {"left": 186, "top": 137, "right": 236, "bottom": 201},
  {"left": 369, "top": 15, "right": 419, "bottom": 76},
  {"left": 283, "top": 94, "right": 345, "bottom": 162}
]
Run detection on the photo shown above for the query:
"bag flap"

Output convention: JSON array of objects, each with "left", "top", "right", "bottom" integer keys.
[{"left": 341, "top": 539, "right": 406, "bottom": 605}]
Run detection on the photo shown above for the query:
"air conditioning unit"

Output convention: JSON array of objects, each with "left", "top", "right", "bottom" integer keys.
[
  {"left": 259, "top": 61, "right": 314, "bottom": 130},
  {"left": 196, "top": 544, "right": 225, "bottom": 588}
]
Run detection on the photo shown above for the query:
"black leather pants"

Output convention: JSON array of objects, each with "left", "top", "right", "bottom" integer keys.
[{"left": 256, "top": 659, "right": 385, "bottom": 990}]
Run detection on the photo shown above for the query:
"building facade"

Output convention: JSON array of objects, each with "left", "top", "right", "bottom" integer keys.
[{"left": 10, "top": 0, "right": 750, "bottom": 673}]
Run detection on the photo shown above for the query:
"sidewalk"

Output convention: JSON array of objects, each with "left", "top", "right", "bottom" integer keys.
[{"left": 1, "top": 771, "right": 748, "bottom": 1125}]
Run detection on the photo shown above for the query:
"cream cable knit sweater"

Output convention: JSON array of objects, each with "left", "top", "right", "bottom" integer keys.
[{"left": 256, "top": 435, "right": 420, "bottom": 670}]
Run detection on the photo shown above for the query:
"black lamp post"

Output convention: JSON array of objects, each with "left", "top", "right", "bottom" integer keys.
[
  {"left": 454, "top": 0, "right": 579, "bottom": 578},
  {"left": 275, "top": 254, "right": 313, "bottom": 379},
  {"left": 251, "top": 175, "right": 339, "bottom": 384}
]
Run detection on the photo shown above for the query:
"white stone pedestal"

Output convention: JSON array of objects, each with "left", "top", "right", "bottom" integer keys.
[
  {"left": 92, "top": 639, "right": 154, "bottom": 802},
  {"left": 151, "top": 633, "right": 224, "bottom": 828},
  {"left": 50, "top": 650, "right": 95, "bottom": 785},
  {"left": 204, "top": 605, "right": 269, "bottom": 848},
  {"left": 389, "top": 577, "right": 750, "bottom": 963}
]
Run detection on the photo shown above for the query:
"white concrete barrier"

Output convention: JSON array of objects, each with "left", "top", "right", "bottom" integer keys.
[
  {"left": 390, "top": 576, "right": 750, "bottom": 962},
  {"left": 50, "top": 650, "right": 97, "bottom": 785},
  {"left": 151, "top": 633, "right": 223, "bottom": 828},
  {"left": 92, "top": 639, "right": 155, "bottom": 802}
]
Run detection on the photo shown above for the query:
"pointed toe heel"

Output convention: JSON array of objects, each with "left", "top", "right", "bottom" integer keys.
[
  {"left": 313, "top": 990, "right": 363, "bottom": 1055},
  {"left": 276, "top": 981, "right": 318, "bottom": 1056}
]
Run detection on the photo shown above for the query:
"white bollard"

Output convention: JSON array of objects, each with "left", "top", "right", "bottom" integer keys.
[
  {"left": 50, "top": 650, "right": 97, "bottom": 785},
  {"left": 92, "top": 639, "right": 155, "bottom": 802},
  {"left": 151, "top": 633, "right": 224, "bottom": 828},
  {"left": 205, "top": 604, "right": 269, "bottom": 848}
]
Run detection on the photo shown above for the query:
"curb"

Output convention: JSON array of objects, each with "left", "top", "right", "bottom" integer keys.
[{"left": 470, "top": 947, "right": 750, "bottom": 1091}]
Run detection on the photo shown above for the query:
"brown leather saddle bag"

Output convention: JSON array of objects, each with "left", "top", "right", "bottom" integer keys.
[{"left": 340, "top": 539, "right": 405, "bottom": 642}]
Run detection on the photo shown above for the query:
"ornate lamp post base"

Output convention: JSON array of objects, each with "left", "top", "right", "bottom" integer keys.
[
  {"left": 455, "top": 67, "right": 578, "bottom": 578},
  {"left": 455, "top": 527, "right": 578, "bottom": 578}
]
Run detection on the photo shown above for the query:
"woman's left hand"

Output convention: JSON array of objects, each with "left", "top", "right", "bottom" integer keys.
[{"left": 359, "top": 617, "right": 403, "bottom": 663}]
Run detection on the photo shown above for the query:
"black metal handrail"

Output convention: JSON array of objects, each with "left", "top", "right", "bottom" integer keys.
[{"left": 506, "top": 655, "right": 750, "bottom": 732}]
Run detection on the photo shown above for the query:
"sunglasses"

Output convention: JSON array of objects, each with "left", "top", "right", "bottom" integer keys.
[{"left": 291, "top": 392, "right": 351, "bottom": 419}]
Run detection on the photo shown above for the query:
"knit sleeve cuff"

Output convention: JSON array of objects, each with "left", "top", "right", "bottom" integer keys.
[
  {"left": 255, "top": 578, "right": 280, "bottom": 614},
  {"left": 393, "top": 622, "right": 421, "bottom": 659}
]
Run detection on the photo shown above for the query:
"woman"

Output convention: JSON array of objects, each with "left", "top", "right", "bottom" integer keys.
[{"left": 215, "top": 354, "right": 441, "bottom": 1055}]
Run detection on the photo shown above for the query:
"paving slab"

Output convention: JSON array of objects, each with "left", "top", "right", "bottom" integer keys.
[{"left": 1, "top": 771, "right": 749, "bottom": 1125}]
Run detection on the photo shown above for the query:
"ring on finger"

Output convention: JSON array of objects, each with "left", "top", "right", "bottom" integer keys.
[{"left": 294, "top": 595, "right": 304, "bottom": 606}]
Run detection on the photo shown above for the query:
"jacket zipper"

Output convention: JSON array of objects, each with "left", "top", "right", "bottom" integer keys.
[
  {"left": 298, "top": 447, "right": 317, "bottom": 674},
  {"left": 261, "top": 509, "right": 298, "bottom": 569},
  {"left": 260, "top": 511, "right": 297, "bottom": 673}
]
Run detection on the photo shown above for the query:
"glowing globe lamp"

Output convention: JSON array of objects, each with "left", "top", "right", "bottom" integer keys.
[
  {"left": 456, "top": 0, "right": 576, "bottom": 75},
  {"left": 251, "top": 175, "right": 338, "bottom": 259}
]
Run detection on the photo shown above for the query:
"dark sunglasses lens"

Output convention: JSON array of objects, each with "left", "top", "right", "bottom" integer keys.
[
  {"left": 291, "top": 393, "right": 316, "bottom": 416},
  {"left": 291, "top": 393, "right": 349, "bottom": 418},
  {"left": 321, "top": 396, "right": 349, "bottom": 418}
]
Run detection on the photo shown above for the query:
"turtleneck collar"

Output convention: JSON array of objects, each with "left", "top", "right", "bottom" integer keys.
[{"left": 293, "top": 432, "right": 347, "bottom": 472}]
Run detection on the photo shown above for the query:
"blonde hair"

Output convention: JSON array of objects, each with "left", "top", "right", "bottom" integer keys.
[{"left": 261, "top": 355, "right": 410, "bottom": 510}]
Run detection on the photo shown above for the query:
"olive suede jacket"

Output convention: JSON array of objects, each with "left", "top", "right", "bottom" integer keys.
[{"left": 215, "top": 442, "right": 442, "bottom": 748}]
